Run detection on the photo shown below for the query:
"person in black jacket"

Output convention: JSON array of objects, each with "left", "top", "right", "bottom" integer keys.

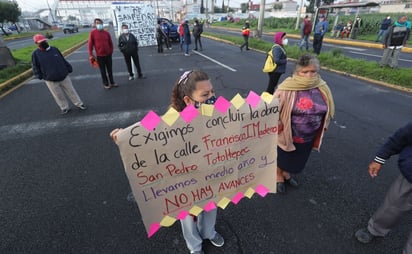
[
  {"left": 31, "top": 34, "right": 86, "bottom": 115},
  {"left": 355, "top": 121, "right": 412, "bottom": 254},
  {"left": 118, "top": 24, "right": 146, "bottom": 80}
]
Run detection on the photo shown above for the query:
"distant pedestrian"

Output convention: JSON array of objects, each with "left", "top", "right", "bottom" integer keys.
[
  {"left": 265, "top": 32, "right": 287, "bottom": 94},
  {"left": 299, "top": 15, "right": 312, "bottom": 51},
  {"left": 178, "top": 20, "right": 185, "bottom": 51},
  {"left": 240, "top": 20, "right": 250, "bottom": 51},
  {"left": 379, "top": 15, "right": 411, "bottom": 69},
  {"left": 312, "top": 15, "right": 329, "bottom": 55},
  {"left": 340, "top": 20, "right": 352, "bottom": 39},
  {"left": 88, "top": 18, "right": 117, "bottom": 90},
  {"left": 192, "top": 19, "right": 203, "bottom": 51},
  {"left": 156, "top": 20, "right": 164, "bottom": 53},
  {"left": 161, "top": 19, "right": 172, "bottom": 50},
  {"left": 183, "top": 20, "right": 191, "bottom": 56},
  {"left": 355, "top": 121, "right": 412, "bottom": 254},
  {"left": 31, "top": 34, "right": 87, "bottom": 115},
  {"left": 118, "top": 24, "right": 146, "bottom": 81},
  {"left": 332, "top": 21, "right": 344, "bottom": 38},
  {"left": 351, "top": 16, "right": 362, "bottom": 39},
  {"left": 376, "top": 16, "right": 392, "bottom": 42}
]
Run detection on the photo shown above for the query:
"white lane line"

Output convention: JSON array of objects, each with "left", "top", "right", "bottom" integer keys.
[
  {"left": 340, "top": 46, "right": 366, "bottom": 51},
  {"left": 0, "top": 109, "right": 156, "bottom": 141},
  {"left": 191, "top": 50, "right": 237, "bottom": 72},
  {"left": 349, "top": 51, "right": 412, "bottom": 62}
]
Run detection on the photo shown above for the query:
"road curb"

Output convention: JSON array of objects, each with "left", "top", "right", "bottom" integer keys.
[
  {"left": 0, "top": 39, "right": 88, "bottom": 99},
  {"left": 203, "top": 33, "right": 412, "bottom": 94}
]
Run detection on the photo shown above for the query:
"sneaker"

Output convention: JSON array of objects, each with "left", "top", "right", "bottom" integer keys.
[
  {"left": 111, "top": 83, "right": 119, "bottom": 87},
  {"left": 103, "top": 84, "right": 111, "bottom": 90},
  {"left": 129, "top": 76, "right": 134, "bottom": 81},
  {"left": 184, "top": 53, "right": 190, "bottom": 56},
  {"left": 355, "top": 228, "right": 375, "bottom": 243},
  {"left": 168, "top": 47, "right": 172, "bottom": 50},
  {"left": 78, "top": 104, "right": 87, "bottom": 110},
  {"left": 209, "top": 232, "right": 224, "bottom": 247},
  {"left": 189, "top": 251, "right": 203, "bottom": 254},
  {"left": 61, "top": 108, "right": 70, "bottom": 115}
]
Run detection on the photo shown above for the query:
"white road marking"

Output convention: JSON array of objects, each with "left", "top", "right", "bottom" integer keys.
[
  {"left": 340, "top": 46, "right": 366, "bottom": 51},
  {"left": 192, "top": 50, "right": 237, "bottom": 72},
  {"left": 350, "top": 51, "right": 412, "bottom": 62},
  {"left": 0, "top": 109, "right": 155, "bottom": 141}
]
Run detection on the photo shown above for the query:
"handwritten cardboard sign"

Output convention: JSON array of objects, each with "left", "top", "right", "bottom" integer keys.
[
  {"left": 111, "top": 2, "right": 157, "bottom": 46},
  {"left": 114, "top": 92, "right": 279, "bottom": 237}
]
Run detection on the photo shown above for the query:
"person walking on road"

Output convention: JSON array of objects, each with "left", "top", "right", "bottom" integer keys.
[
  {"left": 156, "top": 20, "right": 165, "bottom": 53},
  {"left": 110, "top": 70, "right": 225, "bottom": 254},
  {"left": 312, "top": 15, "right": 329, "bottom": 55},
  {"left": 273, "top": 54, "right": 335, "bottom": 194},
  {"left": 88, "top": 18, "right": 117, "bottom": 90},
  {"left": 355, "top": 121, "right": 412, "bottom": 254},
  {"left": 379, "top": 15, "right": 411, "bottom": 69},
  {"left": 265, "top": 32, "right": 288, "bottom": 94},
  {"left": 118, "top": 24, "right": 146, "bottom": 81},
  {"left": 192, "top": 19, "right": 203, "bottom": 51},
  {"left": 376, "top": 16, "right": 392, "bottom": 42},
  {"left": 31, "top": 34, "right": 87, "bottom": 115},
  {"left": 240, "top": 20, "right": 250, "bottom": 51},
  {"left": 182, "top": 20, "right": 191, "bottom": 56},
  {"left": 299, "top": 15, "right": 312, "bottom": 52},
  {"left": 179, "top": 20, "right": 185, "bottom": 51}
]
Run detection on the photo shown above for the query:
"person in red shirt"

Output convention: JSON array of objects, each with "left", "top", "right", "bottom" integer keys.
[
  {"left": 240, "top": 20, "right": 250, "bottom": 51},
  {"left": 88, "top": 18, "right": 117, "bottom": 90}
]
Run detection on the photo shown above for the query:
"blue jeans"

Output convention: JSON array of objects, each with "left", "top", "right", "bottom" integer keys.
[{"left": 299, "top": 34, "right": 310, "bottom": 51}]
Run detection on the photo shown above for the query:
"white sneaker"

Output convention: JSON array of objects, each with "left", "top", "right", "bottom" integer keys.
[
  {"left": 184, "top": 53, "right": 190, "bottom": 56},
  {"left": 128, "top": 76, "right": 134, "bottom": 80}
]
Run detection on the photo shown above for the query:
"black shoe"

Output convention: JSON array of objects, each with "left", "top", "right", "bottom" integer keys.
[
  {"left": 285, "top": 177, "right": 299, "bottom": 188},
  {"left": 276, "top": 182, "right": 286, "bottom": 194},
  {"left": 61, "top": 108, "right": 71, "bottom": 115},
  {"left": 194, "top": 48, "right": 198, "bottom": 51},
  {"left": 355, "top": 228, "right": 375, "bottom": 243},
  {"left": 240, "top": 47, "right": 243, "bottom": 52},
  {"left": 138, "top": 75, "right": 146, "bottom": 79},
  {"left": 246, "top": 48, "right": 250, "bottom": 50}
]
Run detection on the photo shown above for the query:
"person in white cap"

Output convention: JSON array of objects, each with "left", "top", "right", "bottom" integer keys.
[{"left": 31, "top": 34, "right": 87, "bottom": 115}]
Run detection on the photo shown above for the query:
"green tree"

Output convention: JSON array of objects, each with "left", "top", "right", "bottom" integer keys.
[{"left": 0, "top": 1, "right": 22, "bottom": 35}]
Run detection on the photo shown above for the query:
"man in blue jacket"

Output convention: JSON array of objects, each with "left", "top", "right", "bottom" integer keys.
[
  {"left": 355, "top": 121, "right": 412, "bottom": 254},
  {"left": 32, "top": 34, "right": 86, "bottom": 115},
  {"left": 312, "top": 15, "right": 329, "bottom": 55}
]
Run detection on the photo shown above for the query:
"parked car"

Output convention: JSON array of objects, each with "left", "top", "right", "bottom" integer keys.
[
  {"left": 157, "top": 18, "right": 179, "bottom": 41},
  {"left": 63, "top": 24, "right": 79, "bottom": 34}
]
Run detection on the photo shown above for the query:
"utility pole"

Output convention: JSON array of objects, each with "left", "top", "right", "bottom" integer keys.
[
  {"left": 295, "top": 0, "right": 303, "bottom": 30},
  {"left": 257, "top": 0, "right": 265, "bottom": 38}
]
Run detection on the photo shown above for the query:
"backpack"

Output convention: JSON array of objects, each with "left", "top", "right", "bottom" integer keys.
[{"left": 262, "top": 45, "right": 278, "bottom": 73}]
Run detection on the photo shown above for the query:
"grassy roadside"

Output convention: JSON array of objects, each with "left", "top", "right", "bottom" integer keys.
[
  {"left": 203, "top": 31, "right": 412, "bottom": 89},
  {"left": 0, "top": 32, "right": 89, "bottom": 95}
]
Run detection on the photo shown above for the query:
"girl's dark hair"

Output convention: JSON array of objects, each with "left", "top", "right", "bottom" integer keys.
[{"left": 170, "top": 70, "right": 209, "bottom": 112}]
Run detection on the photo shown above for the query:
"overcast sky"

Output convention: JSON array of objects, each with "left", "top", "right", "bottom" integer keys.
[{"left": 15, "top": 0, "right": 252, "bottom": 13}]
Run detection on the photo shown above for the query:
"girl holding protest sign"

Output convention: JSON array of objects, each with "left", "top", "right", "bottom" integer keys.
[
  {"left": 110, "top": 70, "right": 224, "bottom": 254},
  {"left": 273, "top": 54, "right": 335, "bottom": 194}
]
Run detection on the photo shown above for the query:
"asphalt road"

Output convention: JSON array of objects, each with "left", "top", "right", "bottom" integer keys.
[
  {"left": 207, "top": 27, "right": 412, "bottom": 69},
  {"left": 1, "top": 34, "right": 412, "bottom": 254}
]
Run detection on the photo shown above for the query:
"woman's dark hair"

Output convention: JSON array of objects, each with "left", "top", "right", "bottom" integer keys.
[{"left": 170, "top": 70, "right": 210, "bottom": 112}]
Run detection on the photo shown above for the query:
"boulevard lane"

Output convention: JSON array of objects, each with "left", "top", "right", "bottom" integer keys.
[
  {"left": 207, "top": 27, "right": 412, "bottom": 69},
  {"left": 1, "top": 35, "right": 412, "bottom": 254}
]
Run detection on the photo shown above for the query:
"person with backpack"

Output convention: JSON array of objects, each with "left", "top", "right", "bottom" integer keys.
[
  {"left": 299, "top": 15, "right": 312, "bottom": 52},
  {"left": 192, "top": 19, "right": 203, "bottom": 51},
  {"left": 240, "top": 20, "right": 250, "bottom": 51},
  {"left": 265, "top": 32, "right": 288, "bottom": 95}
]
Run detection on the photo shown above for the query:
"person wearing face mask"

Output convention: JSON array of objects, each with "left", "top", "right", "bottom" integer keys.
[
  {"left": 110, "top": 70, "right": 224, "bottom": 254},
  {"left": 265, "top": 31, "right": 288, "bottom": 95},
  {"left": 118, "top": 24, "right": 146, "bottom": 81},
  {"left": 379, "top": 15, "right": 411, "bottom": 69},
  {"left": 31, "top": 34, "right": 87, "bottom": 115},
  {"left": 273, "top": 54, "right": 335, "bottom": 194},
  {"left": 88, "top": 18, "right": 117, "bottom": 89}
]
